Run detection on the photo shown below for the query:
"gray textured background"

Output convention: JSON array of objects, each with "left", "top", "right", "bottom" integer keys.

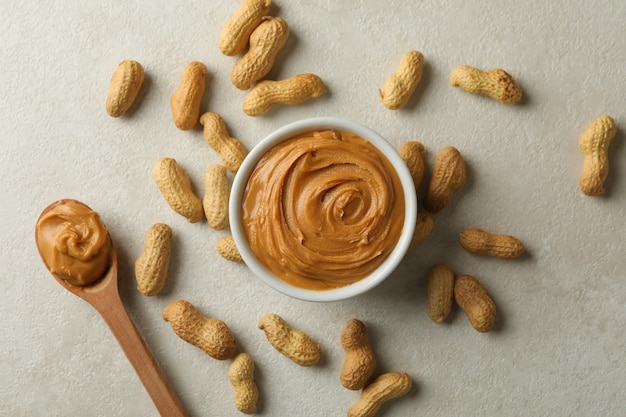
[{"left": 1, "top": 0, "right": 625, "bottom": 415}]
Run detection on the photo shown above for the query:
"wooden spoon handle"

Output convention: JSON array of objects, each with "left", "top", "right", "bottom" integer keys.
[{"left": 93, "top": 294, "right": 188, "bottom": 417}]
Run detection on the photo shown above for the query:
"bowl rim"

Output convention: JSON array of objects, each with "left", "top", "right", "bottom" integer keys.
[{"left": 229, "top": 117, "right": 417, "bottom": 302}]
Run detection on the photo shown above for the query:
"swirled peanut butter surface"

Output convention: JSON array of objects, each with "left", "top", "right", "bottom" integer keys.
[
  {"left": 36, "top": 200, "right": 112, "bottom": 286},
  {"left": 242, "top": 130, "right": 405, "bottom": 290}
]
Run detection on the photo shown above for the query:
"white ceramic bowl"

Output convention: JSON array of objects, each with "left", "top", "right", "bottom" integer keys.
[{"left": 229, "top": 117, "right": 417, "bottom": 302}]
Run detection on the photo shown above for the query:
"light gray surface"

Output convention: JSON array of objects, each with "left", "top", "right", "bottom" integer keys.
[{"left": 1, "top": 1, "right": 625, "bottom": 416}]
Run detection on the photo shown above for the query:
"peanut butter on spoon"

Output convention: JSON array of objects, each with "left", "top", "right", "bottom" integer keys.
[
  {"left": 35, "top": 199, "right": 188, "bottom": 416},
  {"left": 35, "top": 199, "right": 111, "bottom": 286}
]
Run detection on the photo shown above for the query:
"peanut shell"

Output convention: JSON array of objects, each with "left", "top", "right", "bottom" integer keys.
[{"left": 454, "top": 275, "right": 496, "bottom": 332}]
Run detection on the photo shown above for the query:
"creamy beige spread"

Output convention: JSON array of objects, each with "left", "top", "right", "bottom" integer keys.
[
  {"left": 36, "top": 200, "right": 112, "bottom": 286},
  {"left": 242, "top": 130, "right": 405, "bottom": 290}
]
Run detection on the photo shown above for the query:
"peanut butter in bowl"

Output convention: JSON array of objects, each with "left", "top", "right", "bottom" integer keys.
[
  {"left": 230, "top": 117, "right": 417, "bottom": 302},
  {"left": 243, "top": 129, "right": 406, "bottom": 289}
]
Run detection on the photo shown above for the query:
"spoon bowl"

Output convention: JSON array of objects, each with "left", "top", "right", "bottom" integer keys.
[{"left": 35, "top": 199, "right": 188, "bottom": 417}]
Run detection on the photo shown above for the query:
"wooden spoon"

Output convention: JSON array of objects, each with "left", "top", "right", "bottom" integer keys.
[{"left": 35, "top": 199, "right": 188, "bottom": 417}]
